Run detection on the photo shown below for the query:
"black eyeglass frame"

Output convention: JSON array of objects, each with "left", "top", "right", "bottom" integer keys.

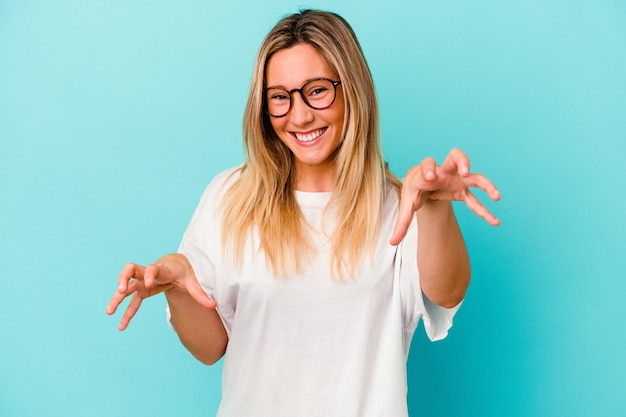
[{"left": 264, "top": 78, "right": 342, "bottom": 118}]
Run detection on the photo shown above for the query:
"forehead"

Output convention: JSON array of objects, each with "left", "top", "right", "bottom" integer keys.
[{"left": 265, "top": 43, "right": 338, "bottom": 88}]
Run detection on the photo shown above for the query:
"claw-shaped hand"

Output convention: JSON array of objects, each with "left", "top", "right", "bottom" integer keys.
[
  {"left": 390, "top": 148, "right": 501, "bottom": 245},
  {"left": 106, "top": 254, "right": 216, "bottom": 330}
]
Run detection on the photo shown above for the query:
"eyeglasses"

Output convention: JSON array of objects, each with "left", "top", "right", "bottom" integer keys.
[{"left": 265, "top": 78, "right": 342, "bottom": 118}]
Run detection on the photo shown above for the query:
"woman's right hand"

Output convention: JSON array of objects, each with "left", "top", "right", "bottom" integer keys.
[{"left": 106, "top": 253, "right": 217, "bottom": 331}]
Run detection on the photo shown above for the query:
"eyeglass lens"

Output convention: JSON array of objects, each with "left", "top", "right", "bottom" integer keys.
[{"left": 266, "top": 78, "right": 338, "bottom": 117}]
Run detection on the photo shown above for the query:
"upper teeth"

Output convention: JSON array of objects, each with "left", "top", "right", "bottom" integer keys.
[{"left": 295, "top": 129, "right": 324, "bottom": 142}]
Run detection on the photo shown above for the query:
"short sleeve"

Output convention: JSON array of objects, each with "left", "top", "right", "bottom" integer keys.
[
  {"left": 398, "top": 215, "right": 462, "bottom": 343},
  {"left": 165, "top": 169, "right": 238, "bottom": 329},
  {"left": 177, "top": 193, "right": 219, "bottom": 300}
]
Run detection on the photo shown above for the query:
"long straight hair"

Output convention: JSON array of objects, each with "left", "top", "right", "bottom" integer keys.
[{"left": 220, "top": 9, "right": 401, "bottom": 277}]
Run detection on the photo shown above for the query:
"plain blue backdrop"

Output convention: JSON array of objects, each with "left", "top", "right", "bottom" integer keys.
[{"left": 1, "top": 1, "right": 625, "bottom": 416}]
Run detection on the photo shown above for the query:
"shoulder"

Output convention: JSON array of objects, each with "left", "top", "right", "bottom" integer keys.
[
  {"left": 188, "top": 166, "right": 243, "bottom": 218},
  {"left": 209, "top": 166, "right": 243, "bottom": 191},
  {"left": 199, "top": 166, "right": 243, "bottom": 200}
]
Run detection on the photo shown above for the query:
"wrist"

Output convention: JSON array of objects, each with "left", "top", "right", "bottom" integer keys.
[{"left": 164, "top": 284, "right": 192, "bottom": 303}]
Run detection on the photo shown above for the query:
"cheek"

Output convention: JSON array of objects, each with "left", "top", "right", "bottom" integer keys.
[
  {"left": 332, "top": 106, "right": 345, "bottom": 132},
  {"left": 320, "top": 95, "right": 345, "bottom": 126},
  {"left": 270, "top": 116, "right": 287, "bottom": 132},
  {"left": 268, "top": 119, "right": 293, "bottom": 150},
  {"left": 333, "top": 94, "right": 346, "bottom": 126},
  {"left": 268, "top": 117, "right": 285, "bottom": 135}
]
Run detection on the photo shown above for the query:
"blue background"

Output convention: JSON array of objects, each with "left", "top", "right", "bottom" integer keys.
[{"left": 1, "top": 1, "right": 625, "bottom": 416}]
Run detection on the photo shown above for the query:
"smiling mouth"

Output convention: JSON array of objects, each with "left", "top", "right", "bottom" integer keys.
[{"left": 293, "top": 127, "right": 327, "bottom": 143}]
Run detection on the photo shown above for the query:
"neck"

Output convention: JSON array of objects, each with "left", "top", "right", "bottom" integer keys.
[{"left": 294, "top": 162, "right": 335, "bottom": 192}]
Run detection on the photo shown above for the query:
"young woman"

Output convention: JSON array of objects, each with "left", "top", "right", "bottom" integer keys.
[{"left": 107, "top": 9, "right": 500, "bottom": 416}]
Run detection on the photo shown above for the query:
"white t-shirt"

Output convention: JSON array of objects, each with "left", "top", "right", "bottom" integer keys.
[{"left": 171, "top": 167, "right": 461, "bottom": 417}]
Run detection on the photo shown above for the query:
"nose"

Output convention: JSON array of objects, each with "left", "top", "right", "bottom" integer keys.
[{"left": 289, "top": 91, "right": 314, "bottom": 125}]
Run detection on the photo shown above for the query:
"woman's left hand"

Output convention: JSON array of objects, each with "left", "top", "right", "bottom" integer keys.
[{"left": 390, "top": 148, "right": 501, "bottom": 245}]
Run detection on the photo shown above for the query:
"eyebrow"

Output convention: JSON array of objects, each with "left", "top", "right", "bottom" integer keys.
[{"left": 265, "top": 77, "right": 330, "bottom": 90}]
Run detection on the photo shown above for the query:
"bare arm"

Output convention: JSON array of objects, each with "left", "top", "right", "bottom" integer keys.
[
  {"left": 415, "top": 200, "right": 470, "bottom": 307},
  {"left": 390, "top": 148, "right": 500, "bottom": 307},
  {"left": 106, "top": 253, "right": 228, "bottom": 365},
  {"left": 165, "top": 285, "right": 228, "bottom": 365}
]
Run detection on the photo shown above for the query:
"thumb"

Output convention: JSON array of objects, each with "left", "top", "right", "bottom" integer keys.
[
  {"left": 390, "top": 190, "right": 419, "bottom": 245},
  {"left": 155, "top": 254, "right": 217, "bottom": 309},
  {"left": 183, "top": 278, "right": 218, "bottom": 309}
]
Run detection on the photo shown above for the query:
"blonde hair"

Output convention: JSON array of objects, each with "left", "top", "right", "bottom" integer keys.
[{"left": 220, "top": 9, "right": 400, "bottom": 277}]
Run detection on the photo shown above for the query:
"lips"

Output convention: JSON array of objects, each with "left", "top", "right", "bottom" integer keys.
[{"left": 292, "top": 127, "right": 327, "bottom": 143}]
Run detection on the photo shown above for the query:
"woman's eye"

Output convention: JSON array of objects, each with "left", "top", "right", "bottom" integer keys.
[
  {"left": 310, "top": 87, "right": 328, "bottom": 96},
  {"left": 270, "top": 93, "right": 289, "bottom": 101}
]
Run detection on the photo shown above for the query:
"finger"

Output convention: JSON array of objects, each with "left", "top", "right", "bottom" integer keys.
[
  {"left": 143, "top": 264, "right": 160, "bottom": 288},
  {"left": 390, "top": 187, "right": 427, "bottom": 246},
  {"left": 118, "top": 291, "right": 144, "bottom": 331},
  {"left": 421, "top": 157, "right": 437, "bottom": 181},
  {"left": 461, "top": 173, "right": 501, "bottom": 201},
  {"left": 442, "top": 148, "right": 469, "bottom": 177},
  {"left": 182, "top": 278, "right": 218, "bottom": 309},
  {"left": 106, "top": 290, "right": 125, "bottom": 315},
  {"left": 390, "top": 212, "right": 411, "bottom": 246},
  {"left": 463, "top": 189, "right": 501, "bottom": 226},
  {"left": 117, "top": 263, "right": 145, "bottom": 293},
  {"left": 106, "top": 278, "right": 141, "bottom": 315}
]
